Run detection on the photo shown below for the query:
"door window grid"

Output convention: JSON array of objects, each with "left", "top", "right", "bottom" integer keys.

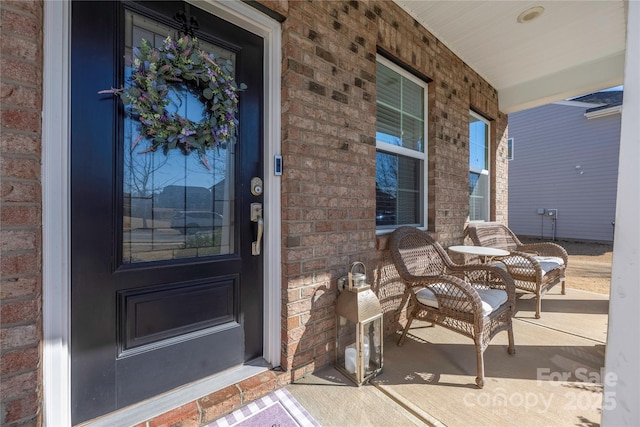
[
  {"left": 375, "top": 56, "right": 428, "bottom": 230},
  {"left": 122, "top": 11, "right": 235, "bottom": 263}
]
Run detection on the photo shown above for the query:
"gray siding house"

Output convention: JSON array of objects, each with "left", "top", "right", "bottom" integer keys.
[{"left": 508, "top": 91, "right": 622, "bottom": 242}]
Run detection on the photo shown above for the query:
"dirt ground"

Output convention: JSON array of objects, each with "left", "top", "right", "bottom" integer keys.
[{"left": 520, "top": 238, "right": 613, "bottom": 294}]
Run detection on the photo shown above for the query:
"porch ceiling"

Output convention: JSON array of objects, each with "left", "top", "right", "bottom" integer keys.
[{"left": 394, "top": 0, "right": 627, "bottom": 114}]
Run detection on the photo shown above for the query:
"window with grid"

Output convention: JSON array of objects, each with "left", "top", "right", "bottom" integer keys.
[
  {"left": 469, "top": 111, "right": 490, "bottom": 222},
  {"left": 375, "top": 57, "right": 428, "bottom": 229}
]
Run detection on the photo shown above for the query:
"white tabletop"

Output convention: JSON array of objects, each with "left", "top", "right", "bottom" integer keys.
[{"left": 448, "top": 245, "right": 510, "bottom": 257}]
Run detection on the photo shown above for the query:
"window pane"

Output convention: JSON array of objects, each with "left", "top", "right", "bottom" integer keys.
[
  {"left": 376, "top": 104, "right": 402, "bottom": 146},
  {"left": 377, "top": 62, "right": 401, "bottom": 109},
  {"left": 469, "top": 112, "right": 489, "bottom": 222},
  {"left": 469, "top": 115, "right": 488, "bottom": 170},
  {"left": 397, "top": 155, "right": 420, "bottom": 224},
  {"left": 376, "top": 151, "right": 421, "bottom": 227},
  {"left": 122, "top": 11, "right": 235, "bottom": 264},
  {"left": 402, "top": 78, "right": 423, "bottom": 117},
  {"left": 376, "top": 62, "right": 424, "bottom": 153},
  {"left": 469, "top": 172, "right": 489, "bottom": 221},
  {"left": 402, "top": 114, "right": 424, "bottom": 152}
]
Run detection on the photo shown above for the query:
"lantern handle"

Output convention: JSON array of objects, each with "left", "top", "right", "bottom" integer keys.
[
  {"left": 347, "top": 261, "right": 366, "bottom": 290},
  {"left": 350, "top": 261, "right": 366, "bottom": 276}
]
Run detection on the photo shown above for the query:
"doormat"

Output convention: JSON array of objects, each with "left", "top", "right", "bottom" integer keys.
[{"left": 208, "top": 388, "right": 320, "bottom": 427}]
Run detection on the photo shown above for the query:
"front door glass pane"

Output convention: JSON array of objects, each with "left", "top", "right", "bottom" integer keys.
[{"left": 122, "top": 11, "right": 236, "bottom": 263}]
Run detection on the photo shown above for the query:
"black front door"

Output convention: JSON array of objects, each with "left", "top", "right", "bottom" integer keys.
[{"left": 70, "top": 1, "right": 264, "bottom": 423}]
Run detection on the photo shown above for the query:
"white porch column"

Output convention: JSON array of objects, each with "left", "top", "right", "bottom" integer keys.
[{"left": 602, "top": 1, "right": 640, "bottom": 425}]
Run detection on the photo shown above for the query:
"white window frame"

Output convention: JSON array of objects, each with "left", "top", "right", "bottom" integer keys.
[
  {"left": 375, "top": 55, "right": 429, "bottom": 233},
  {"left": 469, "top": 110, "right": 490, "bottom": 222},
  {"left": 508, "top": 137, "right": 514, "bottom": 160}
]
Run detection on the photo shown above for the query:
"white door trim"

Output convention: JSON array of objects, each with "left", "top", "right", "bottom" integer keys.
[
  {"left": 42, "top": 1, "right": 282, "bottom": 425},
  {"left": 42, "top": 0, "right": 71, "bottom": 425}
]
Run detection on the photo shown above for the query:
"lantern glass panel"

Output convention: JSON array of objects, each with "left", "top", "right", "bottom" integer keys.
[
  {"left": 363, "top": 318, "right": 383, "bottom": 376},
  {"left": 336, "top": 314, "right": 383, "bottom": 385},
  {"left": 336, "top": 316, "right": 357, "bottom": 375}
]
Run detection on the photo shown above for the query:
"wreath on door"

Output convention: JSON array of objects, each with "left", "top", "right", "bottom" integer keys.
[{"left": 100, "top": 35, "right": 246, "bottom": 168}]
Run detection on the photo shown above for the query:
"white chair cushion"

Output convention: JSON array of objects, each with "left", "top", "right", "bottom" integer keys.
[
  {"left": 416, "top": 285, "right": 507, "bottom": 317},
  {"left": 493, "top": 256, "right": 564, "bottom": 276},
  {"left": 533, "top": 256, "right": 564, "bottom": 275}
]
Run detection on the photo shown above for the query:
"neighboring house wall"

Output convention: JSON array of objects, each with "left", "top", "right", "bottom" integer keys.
[
  {"left": 0, "top": 0, "right": 508, "bottom": 425},
  {"left": 508, "top": 102, "right": 620, "bottom": 242}
]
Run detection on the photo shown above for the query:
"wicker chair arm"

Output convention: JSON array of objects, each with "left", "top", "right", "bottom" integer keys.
[
  {"left": 445, "top": 264, "right": 516, "bottom": 310},
  {"left": 516, "top": 242, "right": 568, "bottom": 264},
  {"left": 498, "top": 251, "right": 546, "bottom": 280},
  {"left": 404, "top": 274, "right": 484, "bottom": 320}
]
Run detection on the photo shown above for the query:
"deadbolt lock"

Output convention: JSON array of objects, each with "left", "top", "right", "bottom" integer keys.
[{"left": 251, "top": 177, "right": 263, "bottom": 196}]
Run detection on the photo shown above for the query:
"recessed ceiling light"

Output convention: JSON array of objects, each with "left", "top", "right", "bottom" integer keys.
[{"left": 517, "top": 6, "right": 544, "bottom": 23}]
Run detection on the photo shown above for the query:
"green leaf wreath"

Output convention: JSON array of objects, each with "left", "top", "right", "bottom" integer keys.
[{"left": 100, "top": 35, "right": 246, "bottom": 168}]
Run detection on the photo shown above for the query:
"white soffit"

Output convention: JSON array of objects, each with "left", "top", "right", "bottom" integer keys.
[{"left": 394, "top": 0, "right": 626, "bottom": 113}]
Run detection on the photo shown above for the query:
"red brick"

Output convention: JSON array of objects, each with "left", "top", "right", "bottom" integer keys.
[
  {"left": 0, "top": 58, "right": 39, "bottom": 85},
  {"left": 0, "top": 132, "right": 40, "bottom": 156},
  {"left": 287, "top": 326, "right": 306, "bottom": 342},
  {"left": 0, "top": 229, "right": 39, "bottom": 252},
  {"left": 0, "top": 371, "right": 38, "bottom": 398},
  {"left": 0, "top": 252, "right": 40, "bottom": 276},
  {"left": 1, "top": 0, "right": 41, "bottom": 16},
  {"left": 4, "top": 417, "right": 39, "bottom": 427},
  {"left": 286, "top": 315, "right": 300, "bottom": 330},
  {"left": 2, "top": 392, "right": 39, "bottom": 424},
  {"left": 0, "top": 157, "right": 40, "bottom": 181},
  {"left": 0, "top": 324, "right": 38, "bottom": 350},
  {"left": 0, "top": 82, "right": 40, "bottom": 109},
  {"left": 286, "top": 299, "right": 312, "bottom": 316},
  {"left": 0, "top": 347, "right": 39, "bottom": 376},
  {"left": 0, "top": 277, "right": 38, "bottom": 299},
  {"left": 0, "top": 299, "right": 39, "bottom": 325},
  {"left": 1, "top": 181, "right": 40, "bottom": 203},
  {"left": 0, "top": 108, "right": 41, "bottom": 133},
  {"left": 238, "top": 371, "right": 277, "bottom": 402},
  {"left": 0, "top": 8, "right": 40, "bottom": 40},
  {"left": 147, "top": 401, "right": 199, "bottom": 427},
  {"left": 198, "top": 385, "right": 241, "bottom": 424},
  {"left": 0, "top": 205, "right": 40, "bottom": 227},
  {"left": 0, "top": 34, "right": 39, "bottom": 62}
]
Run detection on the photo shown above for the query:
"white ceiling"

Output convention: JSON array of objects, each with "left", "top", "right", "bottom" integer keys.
[{"left": 393, "top": 0, "right": 627, "bottom": 113}]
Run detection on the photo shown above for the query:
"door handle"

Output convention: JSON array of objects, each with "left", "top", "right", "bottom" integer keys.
[{"left": 251, "top": 202, "right": 263, "bottom": 256}]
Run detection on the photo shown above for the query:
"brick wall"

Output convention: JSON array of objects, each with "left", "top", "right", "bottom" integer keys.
[
  {"left": 275, "top": 0, "right": 507, "bottom": 379},
  {"left": 0, "top": 1, "right": 44, "bottom": 426}
]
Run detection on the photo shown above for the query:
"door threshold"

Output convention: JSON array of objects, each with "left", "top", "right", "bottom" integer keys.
[{"left": 79, "top": 360, "right": 270, "bottom": 427}]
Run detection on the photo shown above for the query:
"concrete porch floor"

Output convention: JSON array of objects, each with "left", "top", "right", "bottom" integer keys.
[{"left": 286, "top": 287, "right": 609, "bottom": 426}]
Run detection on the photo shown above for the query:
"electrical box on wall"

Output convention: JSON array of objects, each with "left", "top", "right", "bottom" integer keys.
[
  {"left": 537, "top": 208, "right": 546, "bottom": 215},
  {"left": 547, "top": 209, "right": 558, "bottom": 218}
]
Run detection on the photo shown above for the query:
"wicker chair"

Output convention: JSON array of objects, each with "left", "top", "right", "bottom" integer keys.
[
  {"left": 465, "top": 222, "right": 568, "bottom": 319},
  {"left": 389, "top": 227, "right": 516, "bottom": 388}
]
